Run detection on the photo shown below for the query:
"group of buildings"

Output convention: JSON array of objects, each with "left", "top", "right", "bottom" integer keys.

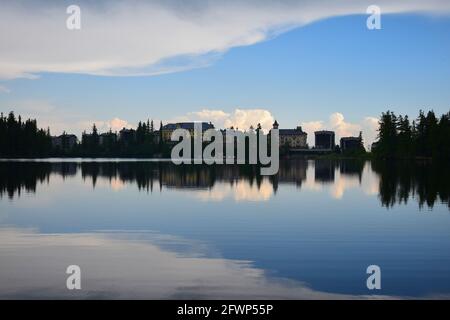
[
  {"left": 273, "top": 121, "right": 364, "bottom": 152},
  {"left": 51, "top": 120, "right": 364, "bottom": 153}
]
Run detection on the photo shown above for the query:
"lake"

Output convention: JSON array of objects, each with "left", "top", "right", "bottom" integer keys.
[{"left": 0, "top": 159, "right": 449, "bottom": 299}]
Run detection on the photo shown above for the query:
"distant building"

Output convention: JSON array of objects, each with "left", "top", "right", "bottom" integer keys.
[
  {"left": 99, "top": 132, "right": 117, "bottom": 146},
  {"left": 273, "top": 121, "right": 307, "bottom": 148},
  {"left": 161, "top": 122, "right": 215, "bottom": 142},
  {"left": 314, "top": 130, "right": 335, "bottom": 150},
  {"left": 152, "top": 130, "right": 161, "bottom": 144},
  {"left": 315, "top": 160, "right": 336, "bottom": 183},
  {"left": 340, "top": 135, "right": 364, "bottom": 152},
  {"left": 51, "top": 134, "right": 78, "bottom": 150},
  {"left": 119, "top": 128, "right": 136, "bottom": 144}
]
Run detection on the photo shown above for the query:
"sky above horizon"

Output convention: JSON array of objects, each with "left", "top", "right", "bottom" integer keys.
[{"left": 1, "top": 1, "right": 450, "bottom": 146}]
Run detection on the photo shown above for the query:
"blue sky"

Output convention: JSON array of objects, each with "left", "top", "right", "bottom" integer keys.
[{"left": 1, "top": 1, "right": 450, "bottom": 145}]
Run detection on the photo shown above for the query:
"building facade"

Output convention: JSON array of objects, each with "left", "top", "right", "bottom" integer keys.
[
  {"left": 273, "top": 121, "right": 308, "bottom": 148},
  {"left": 99, "top": 132, "right": 117, "bottom": 146},
  {"left": 51, "top": 134, "right": 78, "bottom": 150},
  {"left": 314, "top": 130, "right": 335, "bottom": 150},
  {"left": 340, "top": 136, "right": 363, "bottom": 152},
  {"left": 161, "top": 122, "right": 215, "bottom": 142},
  {"left": 119, "top": 128, "right": 136, "bottom": 144}
]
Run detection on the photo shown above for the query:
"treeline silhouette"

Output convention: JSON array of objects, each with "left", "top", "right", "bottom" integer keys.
[
  {"left": 373, "top": 110, "right": 450, "bottom": 159},
  {"left": 2, "top": 109, "right": 450, "bottom": 160},
  {"left": 77, "top": 120, "right": 169, "bottom": 157},
  {"left": 372, "top": 159, "right": 450, "bottom": 209},
  {"left": 0, "top": 112, "right": 52, "bottom": 157},
  {"left": 0, "top": 111, "right": 170, "bottom": 158},
  {"left": 0, "top": 111, "right": 275, "bottom": 159}
]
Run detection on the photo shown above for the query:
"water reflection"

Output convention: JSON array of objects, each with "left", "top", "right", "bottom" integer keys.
[
  {"left": 372, "top": 160, "right": 450, "bottom": 209},
  {"left": 2, "top": 159, "right": 450, "bottom": 299},
  {"left": 0, "top": 227, "right": 396, "bottom": 299},
  {"left": 0, "top": 159, "right": 449, "bottom": 209}
]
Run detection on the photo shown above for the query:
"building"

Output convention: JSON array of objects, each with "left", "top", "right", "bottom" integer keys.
[
  {"left": 314, "top": 130, "right": 335, "bottom": 150},
  {"left": 273, "top": 121, "right": 308, "bottom": 148},
  {"left": 119, "top": 128, "right": 136, "bottom": 144},
  {"left": 340, "top": 135, "right": 364, "bottom": 153},
  {"left": 51, "top": 134, "right": 78, "bottom": 150},
  {"left": 161, "top": 122, "right": 215, "bottom": 142},
  {"left": 99, "top": 132, "right": 117, "bottom": 146}
]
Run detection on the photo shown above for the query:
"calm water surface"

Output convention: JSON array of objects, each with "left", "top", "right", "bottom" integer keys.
[{"left": 0, "top": 159, "right": 449, "bottom": 299}]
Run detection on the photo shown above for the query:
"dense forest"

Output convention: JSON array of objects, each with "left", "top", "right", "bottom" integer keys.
[
  {"left": 373, "top": 110, "right": 450, "bottom": 159},
  {"left": 0, "top": 111, "right": 169, "bottom": 158},
  {"left": 0, "top": 112, "right": 52, "bottom": 157}
]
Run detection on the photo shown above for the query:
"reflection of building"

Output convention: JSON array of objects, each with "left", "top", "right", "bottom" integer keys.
[
  {"left": 51, "top": 162, "right": 78, "bottom": 177},
  {"left": 51, "top": 134, "right": 78, "bottom": 150},
  {"left": 273, "top": 121, "right": 308, "bottom": 148},
  {"left": 314, "top": 131, "right": 335, "bottom": 150},
  {"left": 277, "top": 159, "right": 308, "bottom": 186},
  {"left": 161, "top": 122, "right": 215, "bottom": 142},
  {"left": 339, "top": 160, "right": 364, "bottom": 181},
  {"left": 340, "top": 135, "right": 363, "bottom": 152},
  {"left": 314, "top": 160, "right": 336, "bottom": 183}
]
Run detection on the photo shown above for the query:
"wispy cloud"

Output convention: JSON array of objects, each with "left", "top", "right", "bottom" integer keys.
[{"left": 1, "top": 0, "right": 449, "bottom": 79}]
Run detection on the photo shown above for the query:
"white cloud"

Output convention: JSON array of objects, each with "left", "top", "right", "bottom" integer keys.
[
  {"left": 171, "top": 108, "right": 275, "bottom": 131},
  {"left": 0, "top": 0, "right": 449, "bottom": 79},
  {"left": 362, "top": 116, "right": 380, "bottom": 149},
  {"left": 301, "top": 121, "right": 324, "bottom": 139},
  {"left": 329, "top": 112, "right": 361, "bottom": 137},
  {"left": 302, "top": 112, "right": 379, "bottom": 147},
  {"left": 88, "top": 117, "right": 133, "bottom": 133}
]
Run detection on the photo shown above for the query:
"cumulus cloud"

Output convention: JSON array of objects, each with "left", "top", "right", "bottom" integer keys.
[
  {"left": 172, "top": 108, "right": 275, "bottom": 131},
  {"left": 105, "top": 117, "right": 132, "bottom": 132},
  {"left": 78, "top": 118, "right": 133, "bottom": 134},
  {"left": 302, "top": 112, "right": 379, "bottom": 146},
  {"left": 1, "top": 0, "right": 449, "bottom": 79},
  {"left": 329, "top": 113, "right": 361, "bottom": 137}
]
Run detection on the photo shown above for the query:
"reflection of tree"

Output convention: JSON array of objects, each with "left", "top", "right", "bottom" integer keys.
[
  {"left": 0, "top": 162, "right": 52, "bottom": 199},
  {"left": 372, "top": 160, "right": 450, "bottom": 209},
  {"left": 2, "top": 160, "right": 448, "bottom": 210},
  {"left": 0, "top": 161, "right": 309, "bottom": 199}
]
